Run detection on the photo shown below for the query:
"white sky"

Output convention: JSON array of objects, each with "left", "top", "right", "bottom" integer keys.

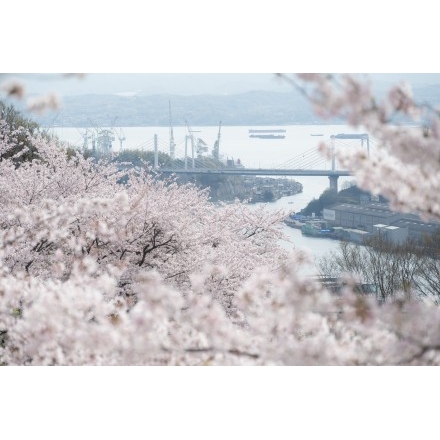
[{"left": 3, "top": 2, "right": 439, "bottom": 74}]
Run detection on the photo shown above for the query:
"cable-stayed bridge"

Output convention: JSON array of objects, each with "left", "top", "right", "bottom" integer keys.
[
  {"left": 73, "top": 128, "right": 372, "bottom": 193},
  {"left": 135, "top": 133, "right": 372, "bottom": 193}
]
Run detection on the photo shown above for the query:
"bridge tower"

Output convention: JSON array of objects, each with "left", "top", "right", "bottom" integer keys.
[
  {"left": 328, "top": 174, "right": 339, "bottom": 192},
  {"left": 328, "top": 133, "right": 369, "bottom": 192}
]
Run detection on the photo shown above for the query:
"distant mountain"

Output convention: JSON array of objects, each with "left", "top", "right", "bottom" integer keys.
[
  {"left": 14, "top": 79, "right": 440, "bottom": 128},
  {"left": 30, "top": 90, "right": 323, "bottom": 127},
  {"left": 13, "top": 73, "right": 292, "bottom": 97}
]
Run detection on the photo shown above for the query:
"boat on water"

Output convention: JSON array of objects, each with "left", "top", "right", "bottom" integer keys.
[
  {"left": 248, "top": 128, "right": 287, "bottom": 139},
  {"left": 249, "top": 128, "right": 286, "bottom": 133},
  {"left": 249, "top": 134, "right": 286, "bottom": 139},
  {"left": 301, "top": 221, "right": 335, "bottom": 238}
]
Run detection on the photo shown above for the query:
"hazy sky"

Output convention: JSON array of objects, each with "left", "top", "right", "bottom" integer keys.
[
  {"left": 13, "top": 73, "right": 289, "bottom": 96},
  {"left": 6, "top": 73, "right": 440, "bottom": 97}
]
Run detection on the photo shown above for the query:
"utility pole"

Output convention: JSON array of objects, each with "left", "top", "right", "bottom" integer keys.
[
  {"left": 169, "top": 101, "right": 176, "bottom": 160},
  {"left": 185, "top": 135, "right": 189, "bottom": 170}
]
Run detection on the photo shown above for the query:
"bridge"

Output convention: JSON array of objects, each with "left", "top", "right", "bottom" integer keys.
[
  {"left": 114, "top": 132, "right": 373, "bottom": 193},
  {"left": 158, "top": 167, "right": 351, "bottom": 191},
  {"left": 160, "top": 133, "right": 371, "bottom": 193}
]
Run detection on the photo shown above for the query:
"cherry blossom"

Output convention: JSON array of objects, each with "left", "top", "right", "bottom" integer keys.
[{"left": 2, "top": 74, "right": 440, "bottom": 365}]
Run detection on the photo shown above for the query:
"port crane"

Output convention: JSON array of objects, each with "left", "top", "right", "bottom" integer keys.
[
  {"left": 87, "top": 118, "right": 115, "bottom": 154},
  {"left": 184, "top": 120, "right": 208, "bottom": 167},
  {"left": 109, "top": 117, "right": 126, "bottom": 150},
  {"left": 213, "top": 121, "right": 221, "bottom": 160},
  {"left": 78, "top": 127, "right": 93, "bottom": 152},
  {"left": 184, "top": 120, "right": 196, "bottom": 169},
  {"left": 114, "top": 127, "right": 126, "bottom": 150}
]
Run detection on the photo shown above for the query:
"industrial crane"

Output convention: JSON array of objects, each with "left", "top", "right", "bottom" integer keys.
[
  {"left": 87, "top": 118, "right": 114, "bottom": 154},
  {"left": 188, "top": 121, "right": 208, "bottom": 158},
  {"left": 185, "top": 119, "right": 207, "bottom": 167},
  {"left": 115, "top": 127, "right": 126, "bottom": 150},
  {"left": 184, "top": 120, "right": 196, "bottom": 168},
  {"left": 109, "top": 117, "right": 126, "bottom": 150},
  {"left": 213, "top": 121, "right": 221, "bottom": 160},
  {"left": 77, "top": 127, "right": 93, "bottom": 152}
]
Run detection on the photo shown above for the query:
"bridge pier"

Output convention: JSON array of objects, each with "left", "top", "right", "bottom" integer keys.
[{"left": 328, "top": 175, "right": 339, "bottom": 192}]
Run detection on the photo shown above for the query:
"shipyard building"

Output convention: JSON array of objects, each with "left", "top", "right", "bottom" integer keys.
[{"left": 323, "top": 202, "right": 440, "bottom": 244}]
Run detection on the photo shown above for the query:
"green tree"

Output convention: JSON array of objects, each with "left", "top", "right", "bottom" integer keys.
[
  {"left": 301, "top": 189, "right": 338, "bottom": 216},
  {"left": 113, "top": 149, "right": 174, "bottom": 167},
  {"left": 0, "top": 101, "right": 41, "bottom": 161},
  {"left": 262, "top": 190, "right": 274, "bottom": 202}
]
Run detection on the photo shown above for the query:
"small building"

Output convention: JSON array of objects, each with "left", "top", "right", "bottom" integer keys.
[
  {"left": 373, "top": 224, "right": 408, "bottom": 245},
  {"left": 346, "top": 228, "right": 371, "bottom": 244},
  {"left": 324, "top": 202, "right": 440, "bottom": 242},
  {"left": 323, "top": 202, "right": 402, "bottom": 232},
  {"left": 391, "top": 218, "right": 440, "bottom": 242}
]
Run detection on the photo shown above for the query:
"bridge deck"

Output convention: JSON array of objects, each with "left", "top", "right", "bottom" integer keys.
[{"left": 159, "top": 168, "right": 351, "bottom": 177}]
